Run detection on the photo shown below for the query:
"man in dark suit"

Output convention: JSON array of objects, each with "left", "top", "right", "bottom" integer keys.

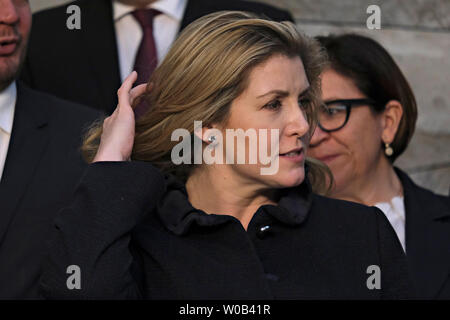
[
  {"left": 0, "top": 0, "right": 101, "bottom": 298},
  {"left": 20, "top": 0, "right": 294, "bottom": 114}
]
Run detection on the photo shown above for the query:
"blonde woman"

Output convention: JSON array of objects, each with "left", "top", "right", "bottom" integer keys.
[{"left": 40, "top": 12, "right": 411, "bottom": 299}]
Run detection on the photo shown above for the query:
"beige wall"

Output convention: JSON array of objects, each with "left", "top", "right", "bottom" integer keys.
[
  {"left": 30, "top": 0, "right": 72, "bottom": 12},
  {"left": 30, "top": 0, "right": 450, "bottom": 195}
]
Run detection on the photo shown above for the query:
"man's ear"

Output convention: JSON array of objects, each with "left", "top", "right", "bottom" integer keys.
[{"left": 381, "top": 100, "right": 403, "bottom": 144}]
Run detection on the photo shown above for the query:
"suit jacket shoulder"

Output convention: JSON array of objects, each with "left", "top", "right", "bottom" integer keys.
[
  {"left": 394, "top": 167, "right": 450, "bottom": 298},
  {"left": 16, "top": 82, "right": 102, "bottom": 129},
  {"left": 181, "top": 0, "right": 294, "bottom": 29},
  {"left": 395, "top": 167, "right": 449, "bottom": 214}
]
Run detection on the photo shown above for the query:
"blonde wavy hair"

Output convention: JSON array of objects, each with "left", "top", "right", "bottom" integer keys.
[{"left": 82, "top": 11, "right": 332, "bottom": 194}]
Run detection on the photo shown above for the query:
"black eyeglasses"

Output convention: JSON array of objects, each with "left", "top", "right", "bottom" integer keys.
[{"left": 317, "top": 98, "right": 377, "bottom": 132}]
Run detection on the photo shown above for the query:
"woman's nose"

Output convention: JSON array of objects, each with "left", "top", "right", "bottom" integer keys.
[{"left": 285, "top": 103, "right": 310, "bottom": 138}]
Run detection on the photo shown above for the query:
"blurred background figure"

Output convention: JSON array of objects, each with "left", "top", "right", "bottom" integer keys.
[
  {"left": 308, "top": 34, "right": 450, "bottom": 299},
  {"left": 20, "top": 0, "right": 293, "bottom": 115},
  {"left": 0, "top": 0, "right": 100, "bottom": 298}
]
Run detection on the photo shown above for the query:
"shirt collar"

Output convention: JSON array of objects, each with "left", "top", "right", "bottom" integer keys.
[
  {"left": 394, "top": 166, "right": 450, "bottom": 220},
  {"left": 0, "top": 81, "right": 17, "bottom": 134},
  {"left": 113, "top": 0, "right": 187, "bottom": 22},
  {"left": 156, "top": 170, "right": 313, "bottom": 236}
]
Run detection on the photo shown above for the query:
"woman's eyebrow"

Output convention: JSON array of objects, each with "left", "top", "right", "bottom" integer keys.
[
  {"left": 257, "top": 90, "right": 289, "bottom": 99},
  {"left": 257, "top": 86, "right": 310, "bottom": 99}
]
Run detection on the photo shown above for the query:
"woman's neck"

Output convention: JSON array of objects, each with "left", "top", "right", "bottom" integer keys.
[
  {"left": 331, "top": 155, "right": 403, "bottom": 207},
  {"left": 185, "top": 167, "right": 277, "bottom": 230}
]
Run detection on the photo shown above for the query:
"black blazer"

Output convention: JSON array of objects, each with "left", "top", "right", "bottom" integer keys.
[
  {"left": 20, "top": 0, "right": 294, "bottom": 114},
  {"left": 0, "top": 83, "right": 101, "bottom": 299},
  {"left": 395, "top": 168, "right": 450, "bottom": 299},
  {"left": 40, "top": 162, "right": 412, "bottom": 299}
]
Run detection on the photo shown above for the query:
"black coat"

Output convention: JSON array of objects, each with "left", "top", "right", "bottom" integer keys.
[
  {"left": 20, "top": 0, "right": 294, "bottom": 114},
  {"left": 40, "top": 161, "right": 412, "bottom": 299},
  {"left": 395, "top": 168, "right": 450, "bottom": 299},
  {"left": 0, "top": 83, "right": 101, "bottom": 299}
]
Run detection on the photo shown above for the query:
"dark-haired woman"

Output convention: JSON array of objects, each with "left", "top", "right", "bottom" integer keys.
[{"left": 309, "top": 34, "right": 450, "bottom": 299}]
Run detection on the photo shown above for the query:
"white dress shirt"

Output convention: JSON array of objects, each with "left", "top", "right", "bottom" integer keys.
[
  {"left": 374, "top": 195, "right": 406, "bottom": 252},
  {"left": 113, "top": 0, "right": 188, "bottom": 82},
  {"left": 0, "top": 81, "right": 17, "bottom": 181}
]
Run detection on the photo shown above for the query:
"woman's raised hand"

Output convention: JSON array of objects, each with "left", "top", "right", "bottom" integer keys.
[{"left": 93, "top": 71, "right": 148, "bottom": 162}]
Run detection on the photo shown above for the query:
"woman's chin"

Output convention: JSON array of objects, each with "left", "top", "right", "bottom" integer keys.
[{"left": 271, "top": 169, "right": 305, "bottom": 189}]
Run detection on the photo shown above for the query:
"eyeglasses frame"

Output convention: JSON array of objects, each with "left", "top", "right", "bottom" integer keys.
[{"left": 317, "top": 98, "right": 379, "bottom": 132}]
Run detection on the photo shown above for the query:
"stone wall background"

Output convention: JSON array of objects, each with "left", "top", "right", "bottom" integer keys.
[{"left": 30, "top": 0, "right": 450, "bottom": 195}]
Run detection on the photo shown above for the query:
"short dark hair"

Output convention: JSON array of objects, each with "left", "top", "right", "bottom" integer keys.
[{"left": 316, "top": 33, "right": 417, "bottom": 162}]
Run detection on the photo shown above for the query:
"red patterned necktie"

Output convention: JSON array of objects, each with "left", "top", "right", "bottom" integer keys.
[
  {"left": 132, "top": 9, "right": 160, "bottom": 86},
  {"left": 131, "top": 9, "right": 160, "bottom": 116}
]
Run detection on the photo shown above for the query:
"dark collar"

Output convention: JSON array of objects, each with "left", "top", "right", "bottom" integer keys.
[
  {"left": 156, "top": 173, "right": 313, "bottom": 236},
  {"left": 395, "top": 167, "right": 450, "bottom": 220},
  {"left": 395, "top": 166, "right": 450, "bottom": 298}
]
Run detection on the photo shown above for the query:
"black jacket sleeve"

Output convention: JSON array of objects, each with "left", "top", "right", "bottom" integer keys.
[
  {"left": 39, "top": 161, "right": 166, "bottom": 299},
  {"left": 374, "top": 207, "right": 415, "bottom": 299}
]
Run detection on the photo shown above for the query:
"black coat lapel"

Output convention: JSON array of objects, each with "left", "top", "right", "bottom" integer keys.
[
  {"left": 81, "top": 0, "right": 121, "bottom": 114},
  {"left": 397, "top": 167, "right": 450, "bottom": 298},
  {"left": 0, "top": 84, "right": 51, "bottom": 245}
]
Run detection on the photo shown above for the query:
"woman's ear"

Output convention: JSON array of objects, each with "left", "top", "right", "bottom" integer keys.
[
  {"left": 193, "top": 122, "right": 221, "bottom": 144},
  {"left": 381, "top": 100, "right": 403, "bottom": 144}
]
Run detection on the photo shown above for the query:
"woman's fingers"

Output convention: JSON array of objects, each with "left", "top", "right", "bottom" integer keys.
[
  {"left": 93, "top": 72, "right": 142, "bottom": 162},
  {"left": 117, "top": 71, "right": 138, "bottom": 110},
  {"left": 129, "top": 83, "right": 148, "bottom": 108},
  {"left": 116, "top": 73, "right": 153, "bottom": 111}
]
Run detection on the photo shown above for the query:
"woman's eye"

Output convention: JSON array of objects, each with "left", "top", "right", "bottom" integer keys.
[
  {"left": 330, "top": 105, "right": 346, "bottom": 114},
  {"left": 264, "top": 100, "right": 282, "bottom": 110},
  {"left": 321, "top": 105, "right": 345, "bottom": 117},
  {"left": 326, "top": 108, "right": 338, "bottom": 115}
]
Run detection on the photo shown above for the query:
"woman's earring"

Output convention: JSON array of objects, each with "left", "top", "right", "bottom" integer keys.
[
  {"left": 207, "top": 135, "right": 216, "bottom": 144},
  {"left": 385, "top": 143, "right": 394, "bottom": 156}
]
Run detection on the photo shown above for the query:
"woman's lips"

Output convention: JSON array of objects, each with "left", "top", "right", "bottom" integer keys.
[{"left": 279, "top": 148, "right": 305, "bottom": 163}]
